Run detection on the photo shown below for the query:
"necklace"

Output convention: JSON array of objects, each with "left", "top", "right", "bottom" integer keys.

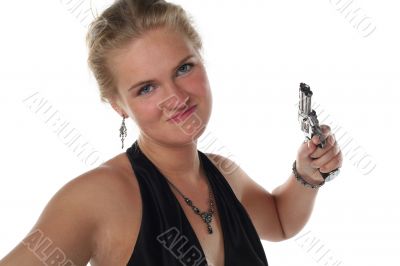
[{"left": 165, "top": 177, "right": 216, "bottom": 234}]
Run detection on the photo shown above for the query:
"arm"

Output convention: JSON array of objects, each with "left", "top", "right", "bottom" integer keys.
[
  {"left": 206, "top": 126, "right": 342, "bottom": 242},
  {"left": 271, "top": 169, "right": 320, "bottom": 239},
  {"left": 271, "top": 126, "right": 342, "bottom": 239},
  {"left": 273, "top": 126, "right": 342, "bottom": 239},
  {"left": 0, "top": 170, "right": 102, "bottom": 265}
]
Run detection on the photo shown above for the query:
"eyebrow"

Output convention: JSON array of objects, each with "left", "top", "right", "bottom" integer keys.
[{"left": 127, "top": 54, "right": 195, "bottom": 92}]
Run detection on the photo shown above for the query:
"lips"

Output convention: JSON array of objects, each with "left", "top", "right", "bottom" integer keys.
[{"left": 167, "top": 105, "right": 197, "bottom": 122}]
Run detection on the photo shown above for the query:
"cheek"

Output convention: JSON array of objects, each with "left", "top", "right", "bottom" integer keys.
[
  {"left": 129, "top": 100, "right": 162, "bottom": 125},
  {"left": 188, "top": 69, "right": 211, "bottom": 96}
]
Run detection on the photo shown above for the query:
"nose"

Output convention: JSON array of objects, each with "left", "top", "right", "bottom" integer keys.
[
  {"left": 157, "top": 81, "right": 190, "bottom": 116},
  {"left": 167, "top": 81, "right": 189, "bottom": 104}
]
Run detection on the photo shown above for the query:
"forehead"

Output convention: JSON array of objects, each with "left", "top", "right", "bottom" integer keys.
[{"left": 108, "top": 27, "right": 197, "bottom": 89}]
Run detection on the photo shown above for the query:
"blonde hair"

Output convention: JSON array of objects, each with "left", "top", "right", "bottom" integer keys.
[{"left": 86, "top": 0, "right": 203, "bottom": 104}]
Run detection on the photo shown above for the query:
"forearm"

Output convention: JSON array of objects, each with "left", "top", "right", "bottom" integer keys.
[{"left": 271, "top": 172, "right": 320, "bottom": 239}]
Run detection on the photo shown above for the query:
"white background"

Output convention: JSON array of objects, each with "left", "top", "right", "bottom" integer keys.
[{"left": 1, "top": 0, "right": 399, "bottom": 265}]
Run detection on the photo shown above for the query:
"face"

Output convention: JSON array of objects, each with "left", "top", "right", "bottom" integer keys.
[{"left": 108, "top": 27, "right": 213, "bottom": 146}]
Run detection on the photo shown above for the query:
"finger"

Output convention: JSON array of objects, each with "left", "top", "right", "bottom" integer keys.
[
  {"left": 319, "top": 150, "right": 343, "bottom": 173},
  {"left": 311, "top": 124, "right": 331, "bottom": 145},
  {"left": 321, "top": 124, "right": 331, "bottom": 134},
  {"left": 310, "top": 142, "right": 340, "bottom": 169},
  {"left": 298, "top": 138, "right": 318, "bottom": 160},
  {"left": 310, "top": 133, "right": 336, "bottom": 159},
  {"left": 299, "top": 124, "right": 333, "bottom": 160}
]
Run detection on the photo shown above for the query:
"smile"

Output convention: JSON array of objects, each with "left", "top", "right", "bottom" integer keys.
[{"left": 167, "top": 105, "right": 197, "bottom": 123}]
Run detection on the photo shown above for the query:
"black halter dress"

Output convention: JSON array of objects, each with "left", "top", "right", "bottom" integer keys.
[{"left": 125, "top": 140, "right": 268, "bottom": 266}]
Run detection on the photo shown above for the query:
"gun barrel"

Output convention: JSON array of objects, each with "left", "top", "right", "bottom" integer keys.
[{"left": 299, "top": 83, "right": 313, "bottom": 115}]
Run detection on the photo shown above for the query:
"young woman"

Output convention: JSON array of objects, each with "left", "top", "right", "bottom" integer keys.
[{"left": 0, "top": 0, "right": 342, "bottom": 265}]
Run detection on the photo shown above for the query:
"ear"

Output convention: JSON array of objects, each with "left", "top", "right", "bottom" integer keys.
[{"left": 110, "top": 101, "right": 128, "bottom": 118}]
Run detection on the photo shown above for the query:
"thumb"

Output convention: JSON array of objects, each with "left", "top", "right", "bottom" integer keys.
[
  {"left": 307, "top": 135, "right": 320, "bottom": 154},
  {"left": 298, "top": 136, "right": 318, "bottom": 159}
]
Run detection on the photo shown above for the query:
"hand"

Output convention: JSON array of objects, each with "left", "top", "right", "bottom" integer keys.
[{"left": 295, "top": 125, "right": 343, "bottom": 183}]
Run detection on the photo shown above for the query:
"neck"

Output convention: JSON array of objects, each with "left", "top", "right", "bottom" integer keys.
[{"left": 137, "top": 134, "right": 202, "bottom": 185}]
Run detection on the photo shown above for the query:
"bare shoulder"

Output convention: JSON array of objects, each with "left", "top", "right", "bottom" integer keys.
[
  {"left": 204, "top": 152, "right": 286, "bottom": 242},
  {"left": 204, "top": 152, "right": 270, "bottom": 197},
  {"left": 0, "top": 152, "right": 141, "bottom": 265},
  {"left": 204, "top": 153, "right": 247, "bottom": 201},
  {"left": 47, "top": 152, "right": 139, "bottom": 228},
  {"left": 204, "top": 152, "right": 271, "bottom": 207},
  {"left": 87, "top": 153, "right": 142, "bottom": 265}
]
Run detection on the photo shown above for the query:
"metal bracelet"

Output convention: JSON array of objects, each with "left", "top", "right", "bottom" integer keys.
[{"left": 292, "top": 160, "right": 325, "bottom": 189}]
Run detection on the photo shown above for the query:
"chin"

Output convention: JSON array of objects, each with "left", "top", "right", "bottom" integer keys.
[{"left": 159, "top": 123, "right": 208, "bottom": 147}]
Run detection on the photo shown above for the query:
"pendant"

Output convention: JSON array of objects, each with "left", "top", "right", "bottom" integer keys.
[
  {"left": 201, "top": 212, "right": 213, "bottom": 223},
  {"left": 201, "top": 212, "right": 213, "bottom": 234},
  {"left": 207, "top": 224, "right": 213, "bottom": 234}
]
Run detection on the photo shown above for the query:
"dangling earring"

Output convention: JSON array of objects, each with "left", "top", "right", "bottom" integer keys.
[{"left": 119, "top": 115, "right": 127, "bottom": 149}]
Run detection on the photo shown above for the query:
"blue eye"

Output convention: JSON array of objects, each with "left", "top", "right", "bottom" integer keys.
[
  {"left": 176, "top": 63, "right": 194, "bottom": 76},
  {"left": 138, "top": 84, "right": 155, "bottom": 96},
  {"left": 137, "top": 63, "right": 193, "bottom": 96}
]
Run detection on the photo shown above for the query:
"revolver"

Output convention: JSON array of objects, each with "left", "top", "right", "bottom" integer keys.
[{"left": 298, "top": 82, "right": 340, "bottom": 181}]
